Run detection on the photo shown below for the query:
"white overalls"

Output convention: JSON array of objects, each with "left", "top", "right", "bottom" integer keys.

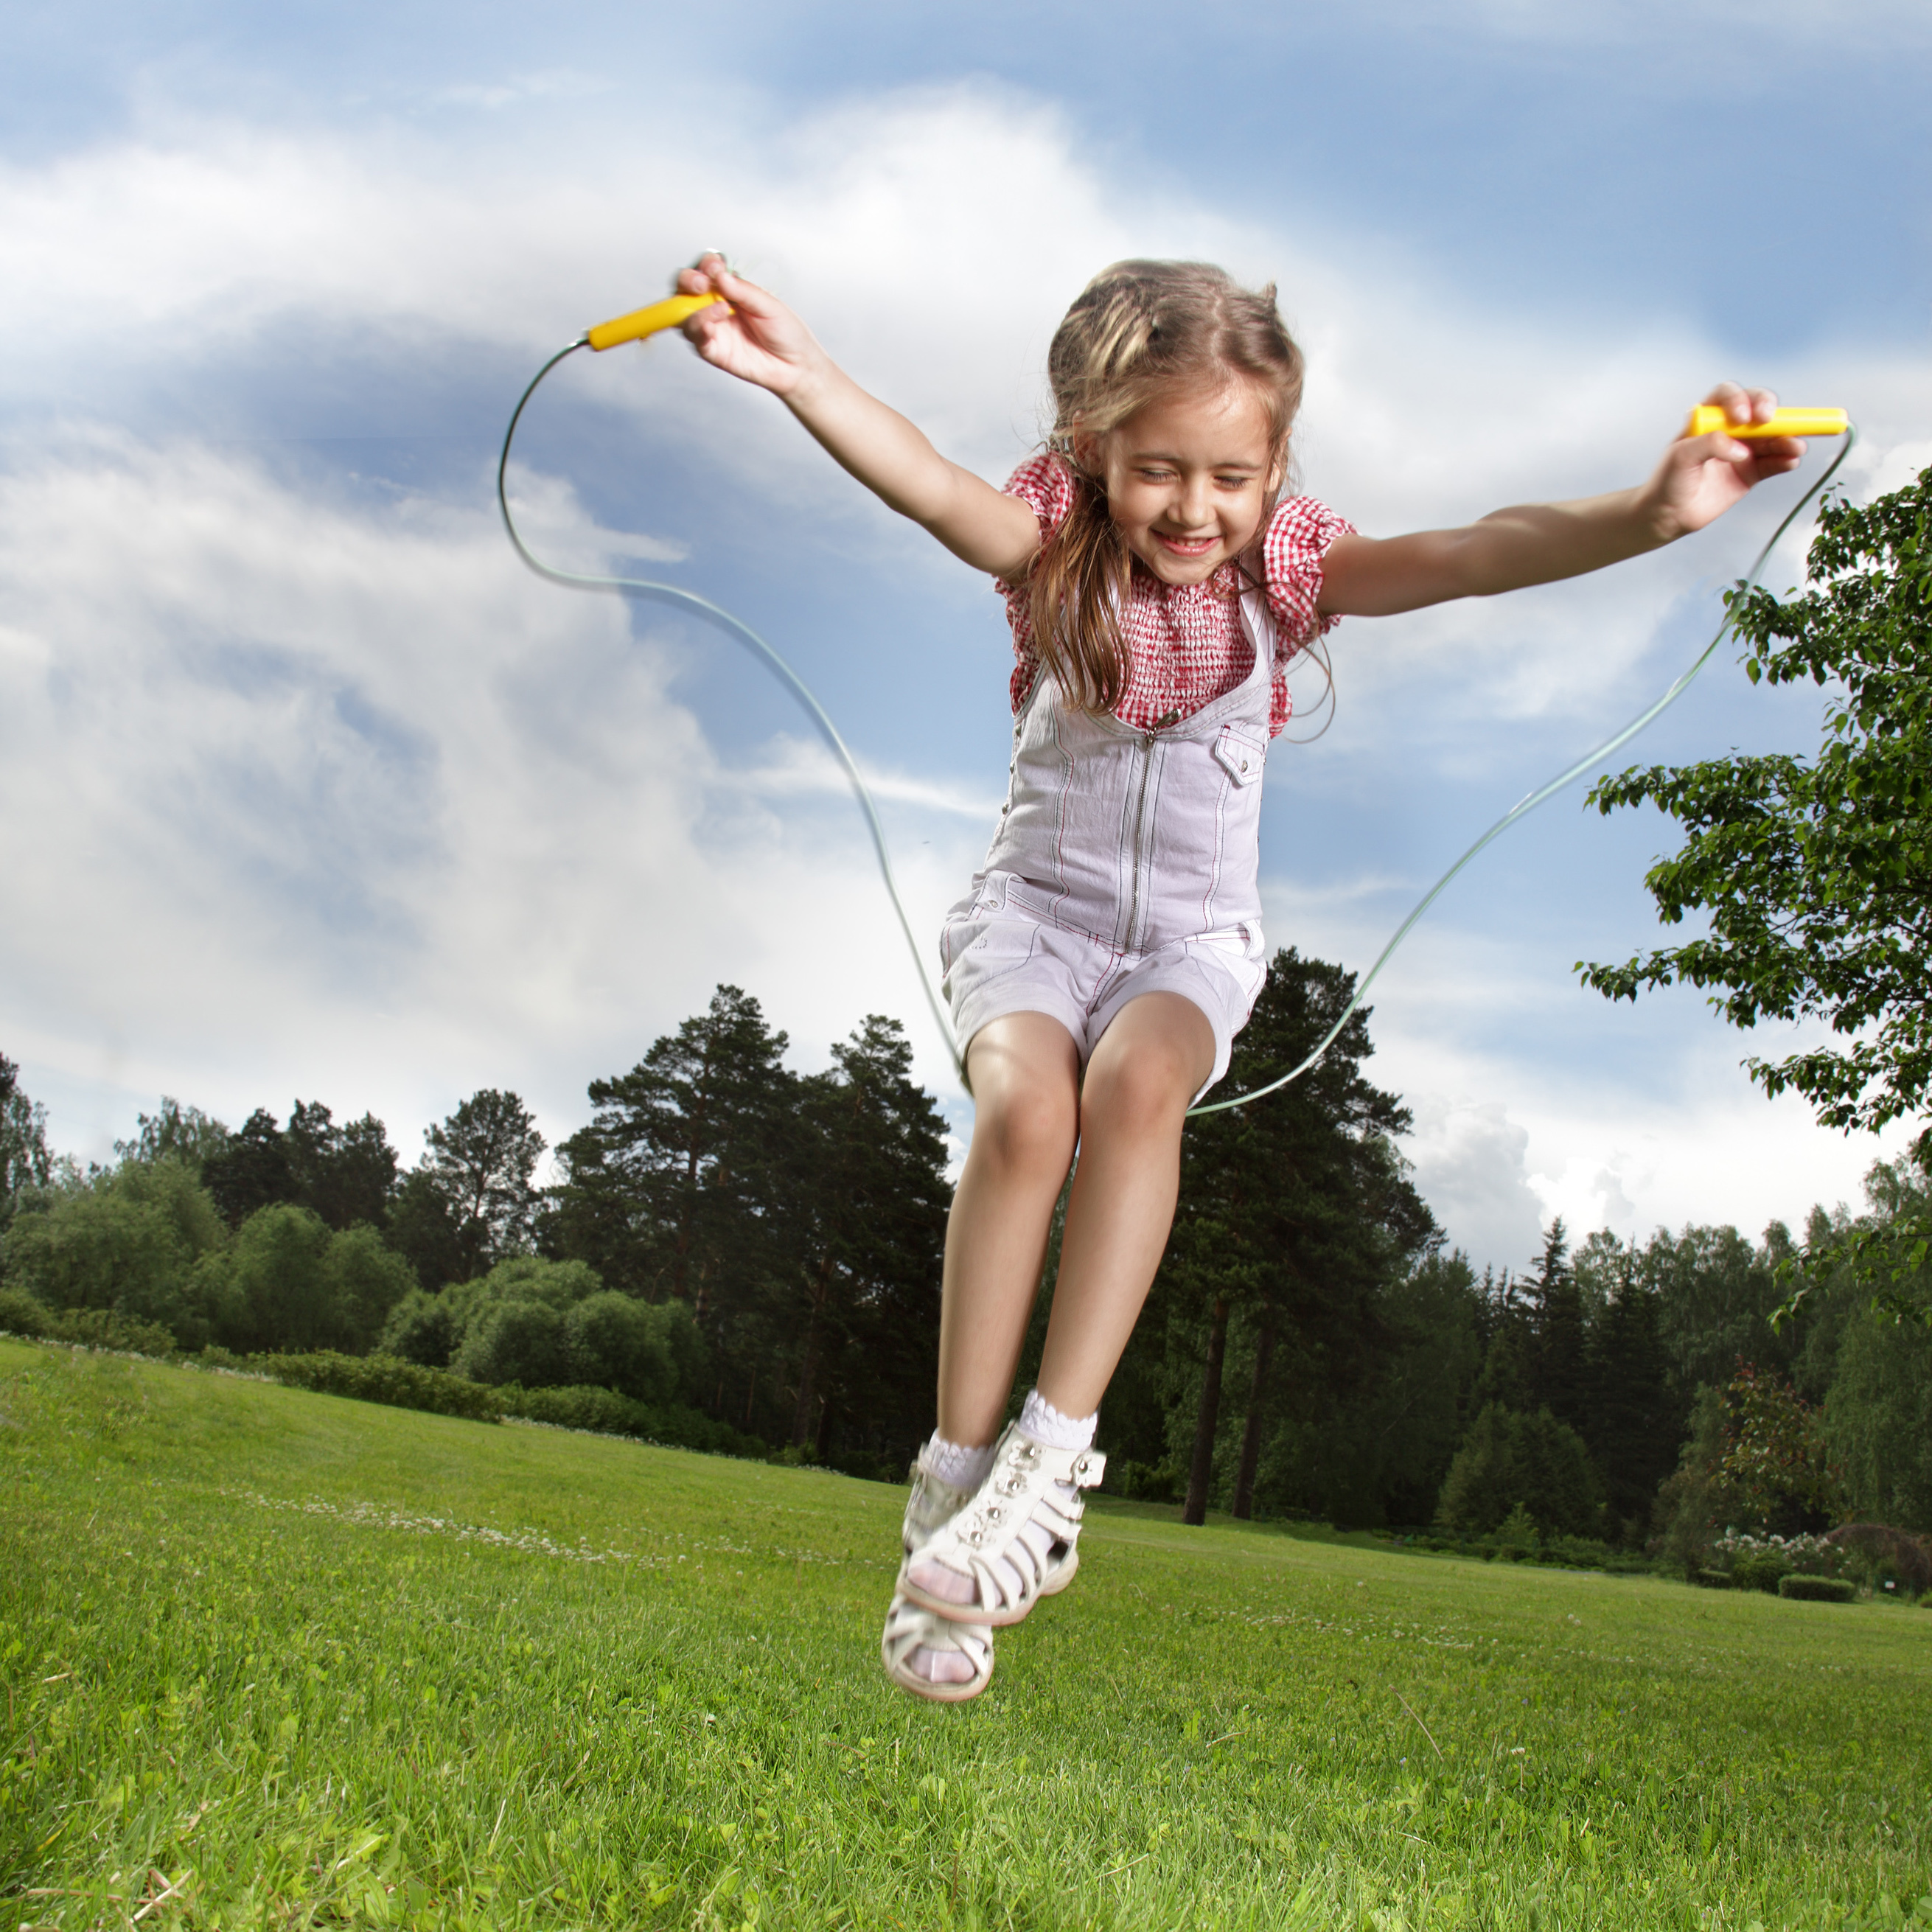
[{"left": 940, "top": 586, "right": 1278, "bottom": 1096}]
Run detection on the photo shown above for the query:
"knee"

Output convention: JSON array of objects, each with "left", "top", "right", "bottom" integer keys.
[
  {"left": 1082, "top": 1040, "right": 1196, "bottom": 1140},
  {"left": 972, "top": 1083, "right": 1078, "bottom": 1180}
]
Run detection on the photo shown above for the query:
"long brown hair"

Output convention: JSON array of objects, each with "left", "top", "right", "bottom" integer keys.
[{"left": 1026, "top": 260, "right": 1307, "bottom": 714}]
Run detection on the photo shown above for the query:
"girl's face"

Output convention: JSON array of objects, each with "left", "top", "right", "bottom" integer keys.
[{"left": 1082, "top": 382, "right": 1284, "bottom": 587}]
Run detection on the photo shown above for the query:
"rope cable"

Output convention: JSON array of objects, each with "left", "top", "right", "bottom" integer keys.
[
  {"left": 498, "top": 338, "right": 1853, "bottom": 1120},
  {"left": 498, "top": 338, "right": 966, "bottom": 1081}
]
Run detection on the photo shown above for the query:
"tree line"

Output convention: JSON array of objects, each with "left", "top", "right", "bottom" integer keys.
[{"left": 3, "top": 960, "right": 1929, "bottom": 1541}]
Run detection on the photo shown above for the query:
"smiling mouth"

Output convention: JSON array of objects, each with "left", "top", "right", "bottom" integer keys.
[{"left": 1154, "top": 532, "right": 1217, "bottom": 557}]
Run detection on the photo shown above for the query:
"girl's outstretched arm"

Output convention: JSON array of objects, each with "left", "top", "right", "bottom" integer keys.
[
  {"left": 676, "top": 254, "right": 1041, "bottom": 579},
  {"left": 1317, "top": 384, "right": 1807, "bottom": 618}
]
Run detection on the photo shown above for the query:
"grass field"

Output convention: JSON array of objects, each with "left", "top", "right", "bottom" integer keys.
[{"left": 3, "top": 1338, "right": 1930, "bottom": 1931}]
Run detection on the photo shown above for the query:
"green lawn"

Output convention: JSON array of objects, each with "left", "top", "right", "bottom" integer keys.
[{"left": 2, "top": 1338, "right": 1929, "bottom": 1931}]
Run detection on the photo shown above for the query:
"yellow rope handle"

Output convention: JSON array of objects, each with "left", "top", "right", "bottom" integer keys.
[
  {"left": 585, "top": 292, "right": 722, "bottom": 352},
  {"left": 1685, "top": 405, "right": 1848, "bottom": 441}
]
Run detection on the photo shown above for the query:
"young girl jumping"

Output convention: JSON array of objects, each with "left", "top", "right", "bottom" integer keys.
[{"left": 675, "top": 252, "right": 1802, "bottom": 1702}]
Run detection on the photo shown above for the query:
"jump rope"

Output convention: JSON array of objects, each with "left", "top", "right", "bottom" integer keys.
[{"left": 497, "top": 290, "right": 1855, "bottom": 1118}]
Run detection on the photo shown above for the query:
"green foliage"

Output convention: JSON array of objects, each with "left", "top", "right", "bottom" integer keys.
[
  {"left": 248, "top": 1348, "right": 503, "bottom": 1420},
  {"left": 1779, "top": 1573, "right": 1858, "bottom": 1603},
  {"left": 377, "top": 1285, "right": 457, "bottom": 1367},
  {"left": 1718, "top": 1360, "right": 1841, "bottom": 1532},
  {"left": 1, "top": 1158, "right": 229, "bottom": 1347},
  {"left": 500, "top": 1382, "right": 762, "bottom": 1455},
  {"left": 1434, "top": 1401, "right": 1603, "bottom": 1538},
  {"left": 0, "top": 1286, "right": 178, "bottom": 1356},
  {"left": 201, "top": 1101, "right": 401, "bottom": 1235},
  {"left": 1729, "top": 1549, "right": 1790, "bottom": 1593},
  {"left": 113, "top": 1096, "right": 231, "bottom": 1177},
  {"left": 1583, "top": 466, "right": 1932, "bottom": 1319},
  {"left": 1583, "top": 464, "right": 1932, "bottom": 1137},
  {"left": 7, "top": 1339, "right": 1932, "bottom": 1931},
  {"left": 0, "top": 1051, "right": 54, "bottom": 1241},
  {"left": 419, "top": 1087, "right": 545, "bottom": 1278},
  {"left": 1137, "top": 949, "right": 1440, "bottom": 1528},
  {"left": 1653, "top": 1384, "right": 1729, "bottom": 1572}
]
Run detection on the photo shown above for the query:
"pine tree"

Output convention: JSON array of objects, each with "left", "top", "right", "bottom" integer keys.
[
  {"left": 548, "top": 987, "right": 798, "bottom": 1397},
  {"left": 1157, "top": 949, "right": 1436, "bottom": 1526}
]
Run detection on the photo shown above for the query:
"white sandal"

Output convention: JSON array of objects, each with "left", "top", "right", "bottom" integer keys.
[
  {"left": 898, "top": 1423, "right": 1106, "bottom": 1628},
  {"left": 879, "top": 1449, "right": 995, "bottom": 1703},
  {"left": 880, "top": 1594, "right": 994, "bottom": 1702}
]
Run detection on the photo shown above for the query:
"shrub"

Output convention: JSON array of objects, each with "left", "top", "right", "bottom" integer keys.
[
  {"left": 252, "top": 1350, "right": 503, "bottom": 1421},
  {"left": 380, "top": 1288, "right": 456, "bottom": 1368},
  {"left": 499, "top": 1382, "right": 764, "bottom": 1457},
  {"left": 1694, "top": 1567, "right": 1732, "bottom": 1589},
  {"left": 506, "top": 1384, "right": 649, "bottom": 1435},
  {"left": 1730, "top": 1550, "right": 1791, "bottom": 1594},
  {"left": 1778, "top": 1574, "right": 1856, "bottom": 1604},
  {"left": 2, "top": 1159, "right": 228, "bottom": 1347},
  {"left": 1825, "top": 1524, "right": 1932, "bottom": 1600},
  {"left": 1435, "top": 1404, "right": 1603, "bottom": 1538},
  {"left": 451, "top": 1298, "right": 571, "bottom": 1389},
  {"left": 0, "top": 1288, "right": 178, "bottom": 1357},
  {"left": 0, "top": 1285, "right": 49, "bottom": 1336}
]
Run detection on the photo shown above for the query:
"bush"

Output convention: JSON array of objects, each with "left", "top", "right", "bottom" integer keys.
[
  {"left": 379, "top": 1288, "right": 456, "bottom": 1368},
  {"left": 251, "top": 1350, "right": 503, "bottom": 1421},
  {"left": 1778, "top": 1574, "right": 1856, "bottom": 1603},
  {"left": 0, "top": 1287, "right": 178, "bottom": 1357},
  {"left": 506, "top": 1384, "right": 650, "bottom": 1435},
  {"left": 451, "top": 1298, "right": 570, "bottom": 1389},
  {"left": 500, "top": 1383, "right": 764, "bottom": 1457},
  {"left": 0, "top": 1285, "right": 49, "bottom": 1336},
  {"left": 1435, "top": 1403, "right": 1603, "bottom": 1538},
  {"left": 1694, "top": 1567, "right": 1733, "bottom": 1589},
  {"left": 3, "top": 1159, "right": 229, "bottom": 1347},
  {"left": 1730, "top": 1550, "right": 1792, "bottom": 1594},
  {"left": 1826, "top": 1524, "right": 1932, "bottom": 1600}
]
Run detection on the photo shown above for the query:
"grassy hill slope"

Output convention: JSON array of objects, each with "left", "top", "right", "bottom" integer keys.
[{"left": 2, "top": 1338, "right": 1929, "bottom": 1930}]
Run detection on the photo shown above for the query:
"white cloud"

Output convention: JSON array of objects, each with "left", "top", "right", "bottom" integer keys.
[
  {"left": 1, "top": 72, "right": 1927, "bottom": 1229},
  {"left": 0, "top": 436, "right": 978, "bottom": 1162}
]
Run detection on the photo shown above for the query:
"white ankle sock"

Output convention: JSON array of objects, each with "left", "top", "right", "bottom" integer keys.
[
  {"left": 1019, "top": 1388, "right": 1097, "bottom": 1451},
  {"left": 923, "top": 1431, "right": 996, "bottom": 1494}
]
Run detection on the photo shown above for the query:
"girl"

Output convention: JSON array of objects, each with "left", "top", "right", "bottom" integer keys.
[{"left": 676, "top": 254, "right": 1801, "bottom": 1702}]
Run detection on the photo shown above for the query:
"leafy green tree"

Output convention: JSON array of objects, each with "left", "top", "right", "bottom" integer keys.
[
  {"left": 1147, "top": 949, "right": 1436, "bottom": 1526},
  {"left": 0, "top": 1053, "right": 55, "bottom": 1242},
  {"left": 549, "top": 986, "right": 797, "bottom": 1332},
  {"left": 202, "top": 1109, "right": 296, "bottom": 1228},
  {"left": 418, "top": 1089, "right": 545, "bottom": 1277},
  {"left": 1434, "top": 1402, "right": 1603, "bottom": 1538},
  {"left": 1827, "top": 1294, "right": 1932, "bottom": 1532},
  {"left": 1582, "top": 465, "right": 1932, "bottom": 1319},
  {"left": 1717, "top": 1361, "right": 1841, "bottom": 1535},
  {"left": 114, "top": 1098, "right": 231, "bottom": 1177},
  {"left": 285, "top": 1103, "right": 399, "bottom": 1231},
  {"left": 322, "top": 1224, "right": 419, "bottom": 1353},
  {"left": 784, "top": 1015, "right": 949, "bottom": 1460},
  {"left": 4, "top": 1159, "right": 229, "bottom": 1346},
  {"left": 208, "top": 1204, "right": 339, "bottom": 1354}
]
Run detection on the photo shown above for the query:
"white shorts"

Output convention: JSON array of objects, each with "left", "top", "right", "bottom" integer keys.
[{"left": 939, "top": 901, "right": 1269, "bottom": 1099}]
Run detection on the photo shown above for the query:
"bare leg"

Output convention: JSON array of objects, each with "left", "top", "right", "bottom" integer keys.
[
  {"left": 935, "top": 1011, "right": 1082, "bottom": 1446},
  {"left": 1036, "top": 992, "right": 1214, "bottom": 1418}
]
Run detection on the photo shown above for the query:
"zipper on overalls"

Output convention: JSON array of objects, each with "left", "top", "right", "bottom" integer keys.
[{"left": 1123, "top": 708, "right": 1180, "bottom": 954}]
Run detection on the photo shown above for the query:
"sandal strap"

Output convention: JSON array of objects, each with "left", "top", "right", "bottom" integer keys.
[{"left": 905, "top": 1425, "right": 1106, "bottom": 1618}]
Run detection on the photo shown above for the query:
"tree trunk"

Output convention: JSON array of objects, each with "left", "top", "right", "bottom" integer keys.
[
  {"left": 1232, "top": 1305, "right": 1277, "bottom": 1521},
  {"left": 1182, "top": 1291, "right": 1231, "bottom": 1527},
  {"left": 815, "top": 1389, "right": 837, "bottom": 1464},
  {"left": 791, "top": 1255, "right": 834, "bottom": 1445}
]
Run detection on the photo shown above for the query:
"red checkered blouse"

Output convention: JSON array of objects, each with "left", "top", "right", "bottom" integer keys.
[{"left": 997, "top": 453, "right": 1353, "bottom": 737}]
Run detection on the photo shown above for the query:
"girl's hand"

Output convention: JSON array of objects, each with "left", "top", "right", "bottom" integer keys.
[
  {"left": 676, "top": 254, "right": 827, "bottom": 401},
  {"left": 1642, "top": 382, "right": 1804, "bottom": 540}
]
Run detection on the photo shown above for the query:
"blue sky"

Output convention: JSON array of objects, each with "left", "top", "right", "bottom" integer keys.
[{"left": 3, "top": 0, "right": 1929, "bottom": 1271}]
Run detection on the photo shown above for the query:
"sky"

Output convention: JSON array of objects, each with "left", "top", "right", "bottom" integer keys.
[{"left": 3, "top": 0, "right": 1930, "bottom": 1274}]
